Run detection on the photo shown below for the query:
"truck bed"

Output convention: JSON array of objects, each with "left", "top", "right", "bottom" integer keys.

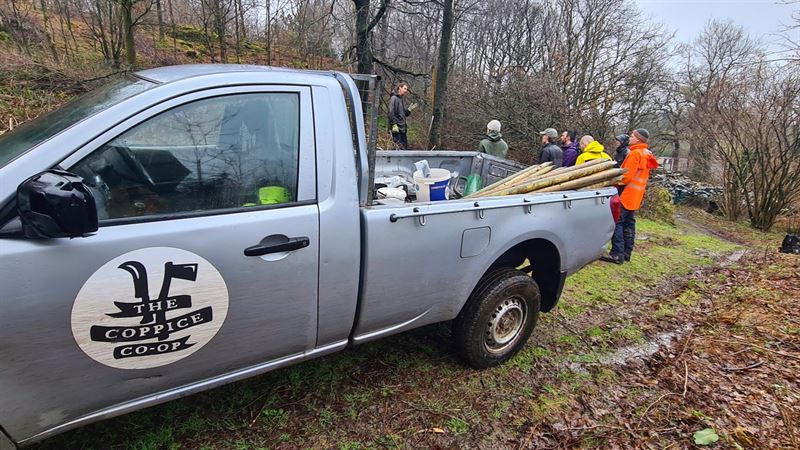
[
  {"left": 373, "top": 150, "right": 527, "bottom": 200},
  {"left": 354, "top": 182, "right": 618, "bottom": 343}
]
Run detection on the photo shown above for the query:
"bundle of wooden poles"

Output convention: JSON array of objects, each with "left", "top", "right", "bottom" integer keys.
[{"left": 465, "top": 158, "right": 627, "bottom": 198}]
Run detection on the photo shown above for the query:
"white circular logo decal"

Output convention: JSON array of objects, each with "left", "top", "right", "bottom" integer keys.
[{"left": 72, "top": 247, "right": 229, "bottom": 369}]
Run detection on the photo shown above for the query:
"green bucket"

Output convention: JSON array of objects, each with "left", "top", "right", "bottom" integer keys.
[
  {"left": 258, "top": 186, "right": 290, "bottom": 205},
  {"left": 463, "top": 174, "right": 482, "bottom": 196}
]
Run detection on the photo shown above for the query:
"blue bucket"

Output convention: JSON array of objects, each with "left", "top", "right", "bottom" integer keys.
[
  {"left": 413, "top": 168, "right": 452, "bottom": 202},
  {"left": 429, "top": 179, "right": 449, "bottom": 201}
]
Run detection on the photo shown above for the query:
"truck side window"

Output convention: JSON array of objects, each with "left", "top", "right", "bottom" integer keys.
[{"left": 69, "top": 93, "right": 300, "bottom": 220}]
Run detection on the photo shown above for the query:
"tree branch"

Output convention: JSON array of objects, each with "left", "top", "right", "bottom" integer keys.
[
  {"left": 373, "top": 55, "right": 430, "bottom": 78},
  {"left": 366, "top": 0, "right": 389, "bottom": 33}
]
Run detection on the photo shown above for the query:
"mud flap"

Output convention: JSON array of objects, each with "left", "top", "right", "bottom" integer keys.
[{"left": 539, "top": 270, "right": 567, "bottom": 312}]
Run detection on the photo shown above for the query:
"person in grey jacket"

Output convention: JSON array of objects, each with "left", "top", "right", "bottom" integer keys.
[
  {"left": 388, "top": 82, "right": 413, "bottom": 149},
  {"left": 538, "top": 128, "right": 563, "bottom": 166},
  {"left": 478, "top": 120, "right": 509, "bottom": 158}
]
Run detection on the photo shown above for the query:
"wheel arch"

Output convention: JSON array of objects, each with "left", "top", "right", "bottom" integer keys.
[{"left": 483, "top": 238, "right": 566, "bottom": 312}]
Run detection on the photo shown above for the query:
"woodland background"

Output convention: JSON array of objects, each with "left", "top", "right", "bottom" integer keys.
[{"left": 1, "top": 0, "right": 799, "bottom": 230}]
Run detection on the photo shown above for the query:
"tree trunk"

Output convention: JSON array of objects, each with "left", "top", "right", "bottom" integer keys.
[
  {"left": 8, "top": 0, "right": 31, "bottom": 55},
  {"left": 167, "top": 0, "right": 177, "bottom": 59},
  {"left": 265, "top": 0, "right": 271, "bottom": 64},
  {"left": 39, "top": 0, "right": 61, "bottom": 62},
  {"left": 353, "top": 0, "right": 372, "bottom": 75},
  {"left": 427, "top": 0, "right": 454, "bottom": 150},
  {"left": 233, "top": 0, "right": 241, "bottom": 62},
  {"left": 236, "top": 0, "right": 245, "bottom": 40},
  {"left": 215, "top": 0, "right": 226, "bottom": 61},
  {"left": 155, "top": 0, "right": 165, "bottom": 39},
  {"left": 122, "top": 0, "right": 136, "bottom": 66},
  {"left": 377, "top": 3, "right": 389, "bottom": 60},
  {"left": 61, "top": 0, "right": 78, "bottom": 54}
]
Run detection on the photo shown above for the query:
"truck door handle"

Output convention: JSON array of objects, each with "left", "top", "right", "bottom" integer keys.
[{"left": 244, "top": 237, "right": 310, "bottom": 257}]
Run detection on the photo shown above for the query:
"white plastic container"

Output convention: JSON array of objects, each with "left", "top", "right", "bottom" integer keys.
[
  {"left": 413, "top": 168, "right": 451, "bottom": 202},
  {"left": 377, "top": 187, "right": 407, "bottom": 201}
]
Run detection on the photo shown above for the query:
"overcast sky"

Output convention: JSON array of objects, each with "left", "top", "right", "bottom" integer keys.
[{"left": 634, "top": 0, "right": 798, "bottom": 58}]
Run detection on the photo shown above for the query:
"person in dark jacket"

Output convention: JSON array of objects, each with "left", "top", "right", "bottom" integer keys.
[
  {"left": 613, "top": 134, "right": 630, "bottom": 167},
  {"left": 538, "top": 128, "right": 563, "bottom": 166},
  {"left": 560, "top": 129, "right": 579, "bottom": 167},
  {"left": 388, "top": 82, "right": 413, "bottom": 149},
  {"left": 478, "top": 120, "right": 509, "bottom": 158}
]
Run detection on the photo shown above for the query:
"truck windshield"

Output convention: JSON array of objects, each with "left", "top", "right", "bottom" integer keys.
[{"left": 0, "top": 76, "right": 155, "bottom": 168}]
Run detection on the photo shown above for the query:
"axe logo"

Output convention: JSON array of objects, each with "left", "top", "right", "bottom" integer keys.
[{"left": 72, "top": 248, "right": 229, "bottom": 369}]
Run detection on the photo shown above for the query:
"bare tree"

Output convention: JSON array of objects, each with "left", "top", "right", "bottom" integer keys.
[
  {"left": 778, "top": 0, "right": 800, "bottom": 62},
  {"left": 682, "top": 21, "right": 800, "bottom": 230},
  {"left": 37, "top": 0, "right": 61, "bottom": 61},
  {"left": 701, "top": 65, "right": 800, "bottom": 230},
  {"left": 350, "top": 0, "right": 388, "bottom": 75},
  {"left": 680, "top": 20, "right": 758, "bottom": 180},
  {"left": 116, "top": 0, "right": 154, "bottom": 65},
  {"left": 427, "top": 0, "right": 453, "bottom": 149},
  {"left": 76, "top": 0, "right": 125, "bottom": 66}
]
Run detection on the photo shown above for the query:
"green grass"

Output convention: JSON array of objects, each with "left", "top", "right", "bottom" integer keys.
[
  {"left": 446, "top": 417, "right": 469, "bottom": 434},
  {"left": 376, "top": 115, "right": 424, "bottom": 147},
  {"left": 559, "top": 218, "right": 741, "bottom": 317},
  {"left": 261, "top": 407, "right": 289, "bottom": 427},
  {"left": 614, "top": 323, "right": 644, "bottom": 343},
  {"left": 492, "top": 400, "right": 513, "bottom": 419},
  {"left": 531, "top": 385, "right": 572, "bottom": 420},
  {"left": 654, "top": 303, "right": 677, "bottom": 318}
]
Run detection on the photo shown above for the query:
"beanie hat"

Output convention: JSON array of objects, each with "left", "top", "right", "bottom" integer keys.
[
  {"left": 487, "top": 120, "right": 501, "bottom": 132},
  {"left": 633, "top": 128, "right": 650, "bottom": 143},
  {"left": 616, "top": 134, "right": 629, "bottom": 146}
]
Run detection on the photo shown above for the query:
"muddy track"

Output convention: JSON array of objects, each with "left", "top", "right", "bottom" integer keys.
[{"left": 513, "top": 229, "right": 798, "bottom": 449}]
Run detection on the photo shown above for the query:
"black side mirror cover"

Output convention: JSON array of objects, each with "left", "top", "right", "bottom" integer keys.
[{"left": 17, "top": 169, "right": 99, "bottom": 239}]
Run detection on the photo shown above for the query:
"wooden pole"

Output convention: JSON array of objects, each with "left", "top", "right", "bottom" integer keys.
[
  {"left": 535, "top": 169, "right": 626, "bottom": 193},
  {"left": 582, "top": 175, "right": 623, "bottom": 190},
  {"left": 470, "top": 164, "right": 555, "bottom": 198},
  {"left": 471, "top": 158, "right": 611, "bottom": 198},
  {"left": 491, "top": 161, "right": 618, "bottom": 196},
  {"left": 466, "top": 162, "right": 549, "bottom": 198}
]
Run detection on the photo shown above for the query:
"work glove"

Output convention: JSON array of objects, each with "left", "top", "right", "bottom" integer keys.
[
  {"left": 408, "top": 102, "right": 418, "bottom": 112},
  {"left": 391, "top": 124, "right": 400, "bottom": 133}
]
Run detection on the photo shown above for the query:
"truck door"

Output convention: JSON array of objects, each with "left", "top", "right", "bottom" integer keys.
[{"left": 0, "top": 87, "right": 319, "bottom": 442}]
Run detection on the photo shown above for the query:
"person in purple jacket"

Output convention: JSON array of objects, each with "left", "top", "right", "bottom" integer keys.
[{"left": 560, "top": 129, "right": 579, "bottom": 167}]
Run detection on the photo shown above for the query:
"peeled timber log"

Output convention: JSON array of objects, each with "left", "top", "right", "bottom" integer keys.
[
  {"left": 467, "top": 162, "right": 552, "bottom": 198},
  {"left": 506, "top": 159, "right": 604, "bottom": 187},
  {"left": 536, "top": 169, "right": 626, "bottom": 193},
  {"left": 471, "top": 159, "right": 610, "bottom": 198},
  {"left": 490, "top": 160, "right": 618, "bottom": 196},
  {"left": 474, "top": 165, "right": 556, "bottom": 197},
  {"left": 582, "top": 175, "right": 623, "bottom": 190}
]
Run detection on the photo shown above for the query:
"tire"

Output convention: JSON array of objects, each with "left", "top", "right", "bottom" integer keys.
[{"left": 453, "top": 267, "right": 541, "bottom": 369}]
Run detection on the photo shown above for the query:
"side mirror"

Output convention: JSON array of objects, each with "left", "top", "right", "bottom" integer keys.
[{"left": 17, "top": 169, "right": 98, "bottom": 239}]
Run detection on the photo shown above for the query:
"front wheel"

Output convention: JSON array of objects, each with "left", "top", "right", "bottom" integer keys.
[{"left": 453, "top": 267, "right": 541, "bottom": 369}]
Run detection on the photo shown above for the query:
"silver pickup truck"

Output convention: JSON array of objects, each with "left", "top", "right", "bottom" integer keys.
[{"left": 0, "top": 65, "right": 615, "bottom": 448}]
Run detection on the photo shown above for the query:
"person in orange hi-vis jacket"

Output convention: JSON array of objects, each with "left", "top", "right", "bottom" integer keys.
[{"left": 601, "top": 128, "right": 659, "bottom": 264}]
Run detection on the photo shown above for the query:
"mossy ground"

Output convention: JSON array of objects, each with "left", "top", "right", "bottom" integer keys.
[{"left": 558, "top": 217, "right": 740, "bottom": 318}]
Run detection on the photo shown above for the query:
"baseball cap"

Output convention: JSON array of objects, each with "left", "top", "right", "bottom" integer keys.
[{"left": 539, "top": 128, "right": 558, "bottom": 139}]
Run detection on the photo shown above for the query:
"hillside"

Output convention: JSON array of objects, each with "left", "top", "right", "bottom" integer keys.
[{"left": 0, "top": 2, "right": 348, "bottom": 134}]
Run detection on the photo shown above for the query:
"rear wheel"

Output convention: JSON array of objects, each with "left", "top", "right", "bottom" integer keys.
[{"left": 453, "top": 268, "right": 541, "bottom": 368}]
